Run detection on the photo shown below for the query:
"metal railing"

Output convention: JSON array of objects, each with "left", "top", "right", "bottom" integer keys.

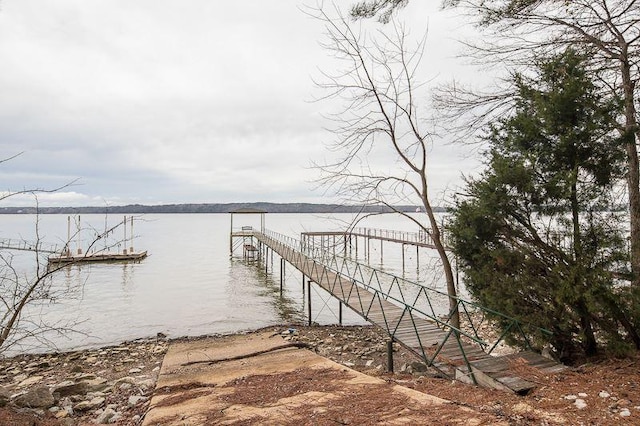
[
  {"left": 247, "top": 227, "right": 553, "bottom": 381},
  {"left": 0, "top": 238, "right": 61, "bottom": 254}
]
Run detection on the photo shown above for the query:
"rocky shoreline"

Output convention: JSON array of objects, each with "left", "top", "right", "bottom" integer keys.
[
  {"left": 1, "top": 324, "right": 639, "bottom": 425},
  {"left": 0, "top": 336, "right": 169, "bottom": 425},
  {"left": 0, "top": 325, "right": 422, "bottom": 425}
]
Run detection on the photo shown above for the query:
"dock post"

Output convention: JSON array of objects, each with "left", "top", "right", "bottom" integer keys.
[
  {"left": 387, "top": 340, "right": 394, "bottom": 373},
  {"left": 401, "top": 243, "right": 405, "bottom": 273},
  {"left": 280, "top": 258, "right": 285, "bottom": 293},
  {"left": 307, "top": 280, "right": 312, "bottom": 326},
  {"left": 380, "top": 239, "right": 383, "bottom": 264},
  {"left": 130, "top": 216, "right": 134, "bottom": 253},
  {"left": 366, "top": 236, "right": 370, "bottom": 262},
  {"left": 355, "top": 236, "right": 358, "bottom": 260},
  {"left": 338, "top": 301, "right": 342, "bottom": 326},
  {"left": 123, "top": 215, "right": 127, "bottom": 255},
  {"left": 416, "top": 245, "right": 420, "bottom": 271}
]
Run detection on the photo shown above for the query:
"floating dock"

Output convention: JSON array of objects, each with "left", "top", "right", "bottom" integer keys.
[{"left": 48, "top": 250, "right": 148, "bottom": 265}]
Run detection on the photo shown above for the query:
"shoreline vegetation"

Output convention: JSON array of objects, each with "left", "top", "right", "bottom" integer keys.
[{"left": 0, "top": 202, "right": 438, "bottom": 215}]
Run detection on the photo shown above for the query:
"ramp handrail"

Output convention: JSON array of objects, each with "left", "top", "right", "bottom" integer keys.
[{"left": 257, "top": 227, "right": 552, "bottom": 356}]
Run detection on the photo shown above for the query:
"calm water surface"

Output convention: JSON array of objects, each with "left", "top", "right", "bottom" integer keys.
[{"left": 2, "top": 213, "right": 451, "bottom": 355}]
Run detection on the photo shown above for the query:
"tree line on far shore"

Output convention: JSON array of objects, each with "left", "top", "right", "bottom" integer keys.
[{"left": 0, "top": 202, "right": 437, "bottom": 215}]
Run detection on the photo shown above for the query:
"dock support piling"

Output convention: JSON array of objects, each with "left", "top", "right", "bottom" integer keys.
[
  {"left": 280, "top": 258, "right": 285, "bottom": 293},
  {"left": 338, "top": 301, "right": 343, "bottom": 326},
  {"left": 387, "top": 340, "right": 394, "bottom": 373},
  {"left": 367, "top": 236, "right": 370, "bottom": 262},
  {"left": 401, "top": 243, "right": 405, "bottom": 273},
  {"left": 307, "top": 280, "right": 312, "bottom": 326},
  {"left": 355, "top": 236, "right": 358, "bottom": 260}
]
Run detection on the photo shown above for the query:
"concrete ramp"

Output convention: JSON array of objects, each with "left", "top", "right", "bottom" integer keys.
[{"left": 143, "top": 332, "right": 505, "bottom": 425}]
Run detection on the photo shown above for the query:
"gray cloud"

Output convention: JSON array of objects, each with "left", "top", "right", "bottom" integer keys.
[{"left": 0, "top": 0, "right": 484, "bottom": 207}]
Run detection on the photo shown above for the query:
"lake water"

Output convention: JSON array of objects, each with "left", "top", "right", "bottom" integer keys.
[{"left": 1, "top": 213, "right": 452, "bottom": 355}]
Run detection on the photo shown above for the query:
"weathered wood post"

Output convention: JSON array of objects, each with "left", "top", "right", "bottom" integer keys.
[
  {"left": 387, "top": 339, "right": 394, "bottom": 373},
  {"left": 130, "top": 216, "right": 134, "bottom": 253},
  {"left": 338, "top": 301, "right": 343, "bottom": 326},
  {"left": 307, "top": 280, "right": 312, "bottom": 326},
  {"left": 280, "top": 258, "right": 285, "bottom": 294}
]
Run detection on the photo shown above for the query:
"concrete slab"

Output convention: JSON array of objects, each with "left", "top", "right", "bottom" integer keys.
[{"left": 143, "top": 331, "right": 505, "bottom": 425}]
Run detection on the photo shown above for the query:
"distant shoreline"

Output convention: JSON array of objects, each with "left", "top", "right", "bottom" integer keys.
[{"left": 0, "top": 202, "right": 445, "bottom": 215}]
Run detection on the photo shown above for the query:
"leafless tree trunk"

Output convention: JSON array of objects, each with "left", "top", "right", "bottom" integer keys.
[
  {"left": 309, "top": 6, "right": 460, "bottom": 328},
  {"left": 352, "top": 0, "right": 640, "bottom": 285},
  {"left": 0, "top": 154, "right": 130, "bottom": 354}
]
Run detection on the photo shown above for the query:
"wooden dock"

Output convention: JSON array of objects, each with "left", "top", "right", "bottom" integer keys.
[
  {"left": 48, "top": 250, "right": 148, "bottom": 265},
  {"left": 244, "top": 229, "right": 564, "bottom": 394},
  {"left": 302, "top": 227, "right": 449, "bottom": 250}
]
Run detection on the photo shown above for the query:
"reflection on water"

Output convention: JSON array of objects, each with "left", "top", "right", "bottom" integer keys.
[{"left": 229, "top": 258, "right": 304, "bottom": 324}]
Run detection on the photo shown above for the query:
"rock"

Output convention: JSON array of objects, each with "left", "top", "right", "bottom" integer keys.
[
  {"left": 55, "top": 409, "right": 69, "bottom": 419},
  {"left": 410, "top": 361, "right": 428, "bottom": 373},
  {"left": 53, "top": 380, "right": 89, "bottom": 397},
  {"left": 128, "top": 368, "right": 142, "bottom": 374},
  {"left": 137, "top": 378, "right": 156, "bottom": 391},
  {"left": 578, "top": 392, "right": 588, "bottom": 398},
  {"left": 128, "top": 395, "right": 147, "bottom": 407},
  {"left": 620, "top": 408, "right": 632, "bottom": 417},
  {"left": 17, "top": 375, "right": 44, "bottom": 388},
  {"left": 13, "top": 385, "right": 55, "bottom": 408},
  {"left": 73, "top": 396, "right": 105, "bottom": 412},
  {"left": 114, "top": 376, "right": 137, "bottom": 387},
  {"left": 12, "top": 373, "right": 28, "bottom": 383},
  {"left": 574, "top": 399, "right": 587, "bottom": 410},
  {"left": 74, "top": 373, "right": 97, "bottom": 381},
  {"left": 0, "top": 386, "right": 11, "bottom": 407},
  {"left": 118, "top": 383, "right": 133, "bottom": 391},
  {"left": 95, "top": 407, "right": 118, "bottom": 424},
  {"left": 83, "top": 378, "right": 109, "bottom": 393},
  {"left": 564, "top": 394, "right": 577, "bottom": 400},
  {"left": 599, "top": 391, "right": 611, "bottom": 398}
]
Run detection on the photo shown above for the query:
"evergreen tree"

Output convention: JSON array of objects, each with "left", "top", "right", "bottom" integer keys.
[{"left": 449, "top": 50, "right": 638, "bottom": 362}]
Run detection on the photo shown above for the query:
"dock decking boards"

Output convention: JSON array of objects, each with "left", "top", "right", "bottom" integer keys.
[{"left": 246, "top": 230, "right": 565, "bottom": 394}]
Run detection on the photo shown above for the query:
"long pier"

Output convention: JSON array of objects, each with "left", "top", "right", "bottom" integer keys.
[
  {"left": 301, "top": 227, "right": 451, "bottom": 271},
  {"left": 232, "top": 227, "right": 565, "bottom": 394}
]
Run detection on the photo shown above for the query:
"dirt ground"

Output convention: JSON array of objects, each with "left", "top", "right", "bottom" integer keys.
[{"left": 1, "top": 324, "right": 639, "bottom": 425}]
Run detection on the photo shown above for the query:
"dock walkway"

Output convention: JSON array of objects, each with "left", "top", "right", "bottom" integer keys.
[
  {"left": 302, "top": 226, "right": 449, "bottom": 250},
  {"left": 245, "top": 228, "right": 564, "bottom": 394}
]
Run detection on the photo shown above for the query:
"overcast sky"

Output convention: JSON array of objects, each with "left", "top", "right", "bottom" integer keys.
[{"left": 0, "top": 0, "right": 484, "bottom": 207}]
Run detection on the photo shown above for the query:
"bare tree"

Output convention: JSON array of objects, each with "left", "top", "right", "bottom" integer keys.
[
  {"left": 310, "top": 5, "right": 460, "bottom": 328},
  {"left": 353, "top": 0, "right": 640, "bottom": 287},
  {"left": 0, "top": 155, "right": 129, "bottom": 354}
]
